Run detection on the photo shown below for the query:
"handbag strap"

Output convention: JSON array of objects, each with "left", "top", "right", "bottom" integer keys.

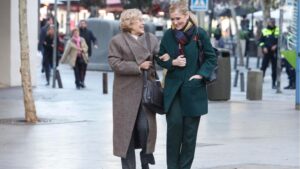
[
  {"left": 145, "top": 33, "right": 159, "bottom": 80},
  {"left": 195, "top": 28, "right": 205, "bottom": 65}
]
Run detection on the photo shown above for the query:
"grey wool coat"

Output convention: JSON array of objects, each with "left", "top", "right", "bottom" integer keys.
[{"left": 108, "top": 32, "right": 159, "bottom": 158}]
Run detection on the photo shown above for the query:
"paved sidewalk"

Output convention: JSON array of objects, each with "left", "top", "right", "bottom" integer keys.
[{"left": 0, "top": 64, "right": 299, "bottom": 169}]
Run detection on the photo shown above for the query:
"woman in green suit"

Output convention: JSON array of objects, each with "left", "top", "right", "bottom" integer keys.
[{"left": 156, "top": 1, "right": 217, "bottom": 169}]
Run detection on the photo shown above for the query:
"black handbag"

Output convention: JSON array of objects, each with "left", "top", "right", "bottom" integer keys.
[
  {"left": 196, "top": 29, "right": 218, "bottom": 85},
  {"left": 141, "top": 33, "right": 165, "bottom": 115},
  {"left": 142, "top": 71, "right": 165, "bottom": 115}
]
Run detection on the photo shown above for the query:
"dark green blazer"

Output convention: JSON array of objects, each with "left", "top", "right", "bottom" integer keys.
[{"left": 156, "top": 27, "right": 217, "bottom": 117}]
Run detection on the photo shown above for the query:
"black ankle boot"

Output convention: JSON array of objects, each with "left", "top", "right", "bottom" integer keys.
[
  {"left": 290, "top": 82, "right": 296, "bottom": 89},
  {"left": 272, "top": 81, "right": 277, "bottom": 89},
  {"left": 142, "top": 163, "right": 149, "bottom": 169},
  {"left": 284, "top": 85, "right": 291, "bottom": 89}
]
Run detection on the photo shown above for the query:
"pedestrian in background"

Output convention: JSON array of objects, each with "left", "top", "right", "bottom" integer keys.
[
  {"left": 156, "top": 1, "right": 217, "bottom": 169},
  {"left": 42, "top": 25, "right": 58, "bottom": 85},
  {"left": 79, "top": 20, "right": 98, "bottom": 88},
  {"left": 213, "top": 23, "right": 224, "bottom": 48},
  {"left": 259, "top": 18, "right": 279, "bottom": 89},
  {"left": 60, "top": 28, "right": 88, "bottom": 89},
  {"left": 38, "top": 16, "right": 53, "bottom": 73},
  {"left": 108, "top": 9, "right": 159, "bottom": 169}
]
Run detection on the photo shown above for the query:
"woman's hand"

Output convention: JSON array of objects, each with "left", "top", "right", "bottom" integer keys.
[
  {"left": 139, "top": 61, "right": 152, "bottom": 70},
  {"left": 159, "top": 53, "right": 170, "bottom": 61},
  {"left": 189, "top": 75, "right": 203, "bottom": 81},
  {"left": 172, "top": 55, "right": 186, "bottom": 67}
]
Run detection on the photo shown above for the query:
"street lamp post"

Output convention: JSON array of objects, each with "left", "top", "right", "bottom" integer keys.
[
  {"left": 296, "top": 0, "right": 300, "bottom": 110},
  {"left": 65, "top": 0, "right": 71, "bottom": 42},
  {"left": 52, "top": 0, "right": 58, "bottom": 88},
  {"left": 276, "top": 0, "right": 284, "bottom": 94}
]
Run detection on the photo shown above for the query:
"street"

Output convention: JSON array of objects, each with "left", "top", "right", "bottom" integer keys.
[{"left": 0, "top": 61, "right": 299, "bottom": 169}]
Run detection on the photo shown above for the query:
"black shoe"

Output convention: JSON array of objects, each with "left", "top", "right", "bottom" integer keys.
[
  {"left": 80, "top": 82, "right": 85, "bottom": 88},
  {"left": 290, "top": 83, "right": 296, "bottom": 89},
  {"left": 76, "top": 85, "right": 80, "bottom": 90},
  {"left": 284, "top": 85, "right": 291, "bottom": 89},
  {"left": 45, "top": 81, "right": 50, "bottom": 86},
  {"left": 272, "top": 84, "right": 276, "bottom": 89},
  {"left": 142, "top": 164, "right": 149, "bottom": 169}
]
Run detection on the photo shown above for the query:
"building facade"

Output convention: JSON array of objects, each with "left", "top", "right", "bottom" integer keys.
[{"left": 0, "top": 0, "right": 38, "bottom": 87}]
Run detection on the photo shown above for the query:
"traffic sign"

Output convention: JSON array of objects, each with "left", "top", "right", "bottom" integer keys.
[{"left": 190, "top": 0, "right": 209, "bottom": 11}]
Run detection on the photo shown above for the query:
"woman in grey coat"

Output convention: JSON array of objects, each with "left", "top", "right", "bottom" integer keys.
[{"left": 108, "top": 9, "right": 159, "bottom": 169}]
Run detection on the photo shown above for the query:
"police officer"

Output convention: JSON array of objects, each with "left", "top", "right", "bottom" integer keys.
[{"left": 259, "top": 18, "right": 279, "bottom": 89}]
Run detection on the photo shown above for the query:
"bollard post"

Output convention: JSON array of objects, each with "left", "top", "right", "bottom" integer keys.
[
  {"left": 246, "top": 54, "right": 250, "bottom": 69},
  {"left": 256, "top": 56, "right": 261, "bottom": 69},
  {"left": 103, "top": 72, "right": 108, "bottom": 94},
  {"left": 240, "top": 72, "right": 245, "bottom": 92},
  {"left": 55, "top": 70, "right": 63, "bottom": 88},
  {"left": 234, "top": 69, "right": 239, "bottom": 87}
]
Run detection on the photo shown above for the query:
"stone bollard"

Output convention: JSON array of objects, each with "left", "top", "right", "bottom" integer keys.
[
  {"left": 103, "top": 72, "right": 108, "bottom": 94},
  {"left": 246, "top": 70, "right": 263, "bottom": 100}
]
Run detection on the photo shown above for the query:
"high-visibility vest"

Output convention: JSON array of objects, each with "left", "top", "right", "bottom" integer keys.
[{"left": 259, "top": 27, "right": 279, "bottom": 47}]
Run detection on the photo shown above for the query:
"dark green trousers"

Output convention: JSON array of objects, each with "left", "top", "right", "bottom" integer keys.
[{"left": 166, "top": 95, "right": 200, "bottom": 169}]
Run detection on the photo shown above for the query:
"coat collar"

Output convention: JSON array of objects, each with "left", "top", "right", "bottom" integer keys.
[{"left": 122, "top": 32, "right": 151, "bottom": 65}]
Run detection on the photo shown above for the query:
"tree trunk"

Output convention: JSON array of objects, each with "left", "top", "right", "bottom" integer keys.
[
  {"left": 19, "top": 0, "right": 38, "bottom": 123},
  {"left": 261, "top": 0, "right": 272, "bottom": 27}
]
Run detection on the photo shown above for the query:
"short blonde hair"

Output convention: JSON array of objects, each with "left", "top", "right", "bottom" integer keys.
[
  {"left": 120, "top": 9, "right": 142, "bottom": 32},
  {"left": 169, "top": 1, "right": 189, "bottom": 15},
  {"left": 169, "top": 1, "right": 198, "bottom": 25}
]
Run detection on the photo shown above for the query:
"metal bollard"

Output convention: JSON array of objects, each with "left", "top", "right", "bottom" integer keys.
[
  {"left": 55, "top": 70, "right": 63, "bottom": 88},
  {"left": 240, "top": 72, "right": 245, "bottom": 92},
  {"left": 102, "top": 72, "right": 108, "bottom": 94},
  {"left": 256, "top": 56, "right": 261, "bottom": 69},
  {"left": 234, "top": 69, "right": 239, "bottom": 87}
]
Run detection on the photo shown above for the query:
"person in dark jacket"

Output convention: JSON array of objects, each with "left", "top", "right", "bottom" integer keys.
[
  {"left": 156, "top": 1, "right": 217, "bottom": 169},
  {"left": 259, "top": 18, "right": 279, "bottom": 89},
  {"left": 42, "top": 25, "right": 57, "bottom": 85},
  {"left": 79, "top": 20, "right": 98, "bottom": 88},
  {"left": 39, "top": 17, "right": 54, "bottom": 73}
]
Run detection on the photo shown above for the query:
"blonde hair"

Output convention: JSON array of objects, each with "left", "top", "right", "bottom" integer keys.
[
  {"left": 169, "top": 1, "right": 198, "bottom": 25},
  {"left": 120, "top": 9, "right": 143, "bottom": 32}
]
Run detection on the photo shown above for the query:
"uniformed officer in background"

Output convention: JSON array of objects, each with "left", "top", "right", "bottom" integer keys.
[{"left": 259, "top": 18, "right": 279, "bottom": 89}]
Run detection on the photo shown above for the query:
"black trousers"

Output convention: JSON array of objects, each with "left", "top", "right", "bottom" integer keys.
[
  {"left": 167, "top": 95, "right": 200, "bottom": 169},
  {"left": 43, "top": 55, "right": 53, "bottom": 83},
  {"left": 261, "top": 50, "right": 277, "bottom": 85},
  {"left": 73, "top": 57, "right": 86, "bottom": 87},
  {"left": 121, "top": 106, "right": 155, "bottom": 169},
  {"left": 282, "top": 58, "right": 296, "bottom": 85}
]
